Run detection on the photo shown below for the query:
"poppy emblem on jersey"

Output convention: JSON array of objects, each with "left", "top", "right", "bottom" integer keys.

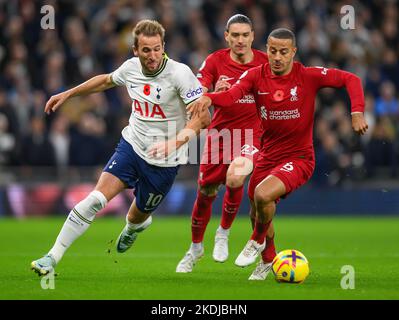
[
  {"left": 273, "top": 89, "right": 284, "bottom": 101},
  {"left": 143, "top": 84, "right": 151, "bottom": 96},
  {"left": 156, "top": 87, "right": 161, "bottom": 99}
]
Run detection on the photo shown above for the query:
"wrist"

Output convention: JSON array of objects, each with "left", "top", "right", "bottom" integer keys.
[{"left": 66, "top": 88, "right": 76, "bottom": 98}]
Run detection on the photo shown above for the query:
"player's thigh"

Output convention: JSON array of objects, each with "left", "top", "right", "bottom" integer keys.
[
  {"left": 248, "top": 164, "right": 271, "bottom": 201},
  {"left": 254, "top": 175, "right": 287, "bottom": 204},
  {"left": 95, "top": 172, "right": 126, "bottom": 201},
  {"left": 102, "top": 137, "right": 141, "bottom": 195}
]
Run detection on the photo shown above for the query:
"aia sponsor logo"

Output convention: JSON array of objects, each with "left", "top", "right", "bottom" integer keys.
[{"left": 133, "top": 99, "right": 166, "bottom": 119}]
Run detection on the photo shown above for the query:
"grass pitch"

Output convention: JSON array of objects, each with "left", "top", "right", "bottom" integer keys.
[{"left": 0, "top": 215, "right": 398, "bottom": 300}]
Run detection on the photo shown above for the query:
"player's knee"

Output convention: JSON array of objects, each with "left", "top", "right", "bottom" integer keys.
[
  {"left": 74, "top": 190, "right": 108, "bottom": 220},
  {"left": 228, "top": 157, "right": 253, "bottom": 178},
  {"left": 254, "top": 187, "right": 275, "bottom": 206},
  {"left": 226, "top": 173, "right": 245, "bottom": 188},
  {"left": 199, "top": 185, "right": 219, "bottom": 197}
]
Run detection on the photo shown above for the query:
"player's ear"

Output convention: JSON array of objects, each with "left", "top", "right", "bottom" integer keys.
[
  {"left": 292, "top": 46, "right": 297, "bottom": 57},
  {"left": 224, "top": 31, "right": 229, "bottom": 42},
  {"left": 132, "top": 45, "right": 138, "bottom": 56},
  {"left": 249, "top": 30, "right": 255, "bottom": 42}
]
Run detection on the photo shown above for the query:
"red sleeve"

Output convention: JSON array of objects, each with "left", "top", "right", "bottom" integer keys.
[
  {"left": 196, "top": 54, "right": 216, "bottom": 90},
  {"left": 205, "top": 68, "right": 257, "bottom": 107},
  {"left": 306, "top": 67, "right": 365, "bottom": 113}
]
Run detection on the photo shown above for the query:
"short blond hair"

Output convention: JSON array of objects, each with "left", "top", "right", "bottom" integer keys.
[{"left": 132, "top": 20, "right": 165, "bottom": 48}]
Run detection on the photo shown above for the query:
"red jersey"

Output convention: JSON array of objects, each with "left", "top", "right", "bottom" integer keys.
[
  {"left": 197, "top": 48, "right": 268, "bottom": 135},
  {"left": 206, "top": 62, "right": 365, "bottom": 162}
]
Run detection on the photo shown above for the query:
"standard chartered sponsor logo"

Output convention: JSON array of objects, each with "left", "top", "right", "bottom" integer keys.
[
  {"left": 236, "top": 95, "right": 255, "bottom": 104},
  {"left": 269, "top": 108, "right": 300, "bottom": 120}
]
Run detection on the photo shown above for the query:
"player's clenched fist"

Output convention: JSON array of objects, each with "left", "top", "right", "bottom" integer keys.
[
  {"left": 44, "top": 91, "right": 71, "bottom": 114},
  {"left": 351, "top": 113, "right": 368, "bottom": 135}
]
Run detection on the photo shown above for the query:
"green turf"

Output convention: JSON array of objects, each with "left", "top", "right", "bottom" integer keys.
[{"left": 0, "top": 215, "right": 398, "bottom": 300}]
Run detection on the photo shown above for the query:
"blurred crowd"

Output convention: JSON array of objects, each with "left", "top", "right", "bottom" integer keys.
[{"left": 0, "top": 0, "right": 398, "bottom": 186}]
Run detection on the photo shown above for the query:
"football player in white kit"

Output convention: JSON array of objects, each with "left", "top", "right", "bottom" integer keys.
[{"left": 31, "top": 20, "right": 210, "bottom": 276}]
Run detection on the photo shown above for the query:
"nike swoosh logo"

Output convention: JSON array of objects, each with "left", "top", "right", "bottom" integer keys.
[
  {"left": 257, "top": 91, "right": 270, "bottom": 95},
  {"left": 130, "top": 85, "right": 139, "bottom": 89}
]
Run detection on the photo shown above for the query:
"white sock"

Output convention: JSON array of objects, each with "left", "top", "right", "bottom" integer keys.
[
  {"left": 190, "top": 242, "right": 203, "bottom": 253},
  {"left": 125, "top": 215, "right": 153, "bottom": 234},
  {"left": 216, "top": 225, "right": 230, "bottom": 237},
  {"left": 48, "top": 191, "right": 107, "bottom": 264}
]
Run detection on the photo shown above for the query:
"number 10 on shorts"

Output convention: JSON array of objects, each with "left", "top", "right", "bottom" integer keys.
[{"left": 145, "top": 193, "right": 163, "bottom": 210}]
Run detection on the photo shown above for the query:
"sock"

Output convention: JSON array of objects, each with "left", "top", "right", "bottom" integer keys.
[
  {"left": 191, "top": 191, "right": 216, "bottom": 243},
  {"left": 220, "top": 185, "right": 244, "bottom": 229},
  {"left": 250, "top": 219, "right": 272, "bottom": 244},
  {"left": 125, "top": 215, "right": 153, "bottom": 234},
  {"left": 48, "top": 191, "right": 107, "bottom": 264},
  {"left": 190, "top": 242, "right": 203, "bottom": 253},
  {"left": 261, "top": 234, "right": 276, "bottom": 263},
  {"left": 216, "top": 225, "right": 230, "bottom": 237}
]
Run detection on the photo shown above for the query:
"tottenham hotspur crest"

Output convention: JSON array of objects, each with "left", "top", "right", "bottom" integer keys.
[{"left": 290, "top": 86, "right": 298, "bottom": 101}]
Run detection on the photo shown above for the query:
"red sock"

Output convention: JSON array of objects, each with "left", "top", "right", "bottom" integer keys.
[
  {"left": 261, "top": 235, "right": 276, "bottom": 263},
  {"left": 250, "top": 219, "right": 271, "bottom": 244},
  {"left": 220, "top": 185, "right": 244, "bottom": 229},
  {"left": 191, "top": 191, "right": 216, "bottom": 243}
]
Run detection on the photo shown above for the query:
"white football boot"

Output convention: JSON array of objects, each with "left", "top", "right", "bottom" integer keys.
[
  {"left": 116, "top": 216, "right": 152, "bottom": 253},
  {"left": 212, "top": 229, "right": 229, "bottom": 262},
  {"left": 176, "top": 246, "right": 204, "bottom": 273},
  {"left": 248, "top": 260, "right": 273, "bottom": 280},
  {"left": 235, "top": 240, "right": 265, "bottom": 267},
  {"left": 31, "top": 254, "right": 56, "bottom": 276}
]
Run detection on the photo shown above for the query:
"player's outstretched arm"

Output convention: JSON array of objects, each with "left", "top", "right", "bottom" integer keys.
[
  {"left": 307, "top": 67, "right": 369, "bottom": 136},
  {"left": 44, "top": 74, "right": 115, "bottom": 114}
]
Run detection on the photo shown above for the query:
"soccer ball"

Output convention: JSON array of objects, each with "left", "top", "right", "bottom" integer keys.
[{"left": 272, "top": 249, "right": 309, "bottom": 284}]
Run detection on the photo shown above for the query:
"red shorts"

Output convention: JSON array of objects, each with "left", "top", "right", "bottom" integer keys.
[
  {"left": 248, "top": 157, "right": 315, "bottom": 200},
  {"left": 198, "top": 132, "right": 260, "bottom": 186}
]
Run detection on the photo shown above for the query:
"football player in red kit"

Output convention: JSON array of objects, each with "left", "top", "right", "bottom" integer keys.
[
  {"left": 187, "top": 28, "right": 368, "bottom": 280},
  {"left": 176, "top": 14, "right": 271, "bottom": 273}
]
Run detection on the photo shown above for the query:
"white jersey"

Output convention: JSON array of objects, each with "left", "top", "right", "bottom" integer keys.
[{"left": 111, "top": 56, "right": 203, "bottom": 167}]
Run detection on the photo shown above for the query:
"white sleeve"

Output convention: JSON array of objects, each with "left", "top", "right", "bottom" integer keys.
[
  {"left": 111, "top": 60, "right": 130, "bottom": 86},
  {"left": 175, "top": 64, "right": 203, "bottom": 104}
]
